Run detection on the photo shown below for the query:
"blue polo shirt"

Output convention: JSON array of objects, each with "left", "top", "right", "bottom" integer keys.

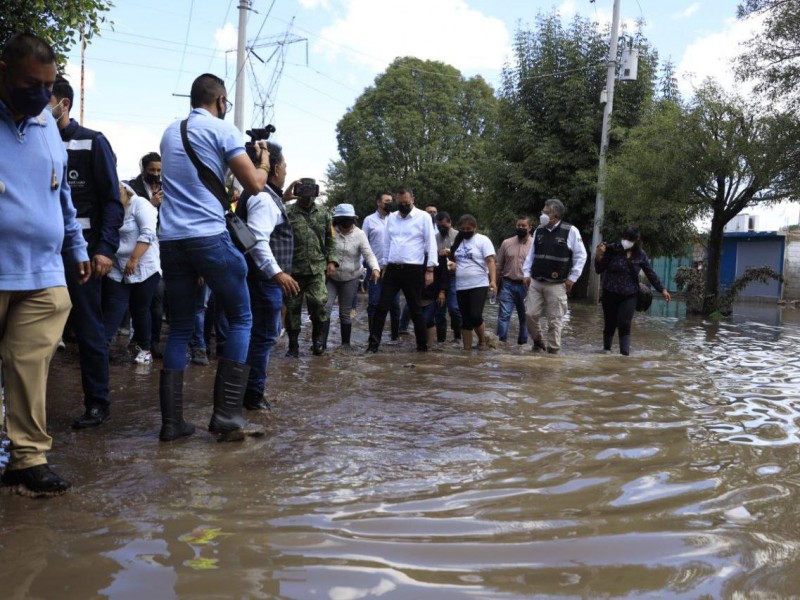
[
  {"left": 0, "top": 101, "right": 89, "bottom": 291},
  {"left": 158, "top": 108, "right": 245, "bottom": 241}
]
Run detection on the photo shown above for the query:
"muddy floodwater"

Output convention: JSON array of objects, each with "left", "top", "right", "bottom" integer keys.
[{"left": 2, "top": 299, "right": 800, "bottom": 599}]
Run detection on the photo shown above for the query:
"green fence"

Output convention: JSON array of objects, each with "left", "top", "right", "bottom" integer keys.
[{"left": 650, "top": 255, "right": 693, "bottom": 292}]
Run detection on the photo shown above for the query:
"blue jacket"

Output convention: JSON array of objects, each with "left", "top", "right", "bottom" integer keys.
[{"left": 0, "top": 102, "right": 89, "bottom": 290}]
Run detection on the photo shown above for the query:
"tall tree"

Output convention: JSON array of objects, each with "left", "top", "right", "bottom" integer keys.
[
  {"left": 737, "top": 0, "right": 800, "bottom": 108},
  {"left": 328, "top": 56, "right": 498, "bottom": 220},
  {"left": 0, "top": 0, "right": 113, "bottom": 66},
  {"left": 487, "top": 13, "right": 658, "bottom": 251},
  {"left": 605, "top": 80, "right": 800, "bottom": 313}
]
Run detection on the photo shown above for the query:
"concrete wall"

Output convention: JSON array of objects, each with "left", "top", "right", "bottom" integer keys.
[{"left": 784, "top": 232, "right": 800, "bottom": 301}]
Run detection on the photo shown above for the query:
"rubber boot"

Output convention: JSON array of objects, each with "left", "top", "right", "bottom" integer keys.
[
  {"left": 603, "top": 333, "right": 613, "bottom": 352},
  {"left": 620, "top": 335, "right": 631, "bottom": 356},
  {"left": 341, "top": 322, "right": 352, "bottom": 346},
  {"left": 436, "top": 322, "right": 447, "bottom": 343},
  {"left": 390, "top": 318, "right": 400, "bottom": 341},
  {"left": 462, "top": 329, "right": 473, "bottom": 351},
  {"left": 321, "top": 319, "right": 330, "bottom": 351},
  {"left": 452, "top": 322, "right": 462, "bottom": 342},
  {"left": 311, "top": 319, "right": 326, "bottom": 355},
  {"left": 285, "top": 330, "right": 300, "bottom": 358},
  {"left": 208, "top": 358, "right": 265, "bottom": 441},
  {"left": 158, "top": 369, "right": 196, "bottom": 442}
]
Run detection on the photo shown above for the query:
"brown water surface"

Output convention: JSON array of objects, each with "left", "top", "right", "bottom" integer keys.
[{"left": 2, "top": 300, "right": 800, "bottom": 599}]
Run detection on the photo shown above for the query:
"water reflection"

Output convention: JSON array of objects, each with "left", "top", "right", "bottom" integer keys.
[{"left": 1, "top": 301, "right": 800, "bottom": 598}]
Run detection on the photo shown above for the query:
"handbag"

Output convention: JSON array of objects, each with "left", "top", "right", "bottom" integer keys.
[
  {"left": 626, "top": 256, "right": 653, "bottom": 312},
  {"left": 179, "top": 118, "right": 258, "bottom": 254}
]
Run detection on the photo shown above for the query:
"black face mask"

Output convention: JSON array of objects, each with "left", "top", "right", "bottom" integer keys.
[
  {"left": 8, "top": 81, "right": 52, "bottom": 117},
  {"left": 438, "top": 225, "right": 450, "bottom": 237},
  {"left": 143, "top": 173, "right": 161, "bottom": 185},
  {"left": 461, "top": 230, "right": 475, "bottom": 239},
  {"left": 397, "top": 204, "right": 412, "bottom": 216},
  {"left": 334, "top": 217, "right": 355, "bottom": 229},
  {"left": 516, "top": 228, "right": 528, "bottom": 239}
]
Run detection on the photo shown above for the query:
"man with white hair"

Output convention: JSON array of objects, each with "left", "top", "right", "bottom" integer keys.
[{"left": 522, "top": 198, "right": 587, "bottom": 354}]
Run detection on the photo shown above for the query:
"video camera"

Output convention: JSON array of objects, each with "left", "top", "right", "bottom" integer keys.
[
  {"left": 293, "top": 177, "right": 319, "bottom": 199},
  {"left": 245, "top": 125, "right": 277, "bottom": 164}
]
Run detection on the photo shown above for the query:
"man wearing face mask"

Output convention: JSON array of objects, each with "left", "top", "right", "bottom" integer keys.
[
  {"left": 367, "top": 186, "right": 438, "bottom": 353},
  {"left": 48, "top": 76, "right": 124, "bottom": 429},
  {"left": 495, "top": 216, "right": 533, "bottom": 345},
  {"left": 433, "top": 211, "right": 462, "bottom": 343},
  {"left": 522, "top": 199, "right": 587, "bottom": 354},
  {"left": 362, "top": 192, "right": 401, "bottom": 338},
  {"left": 129, "top": 152, "right": 163, "bottom": 209},
  {"left": 283, "top": 179, "right": 338, "bottom": 357},
  {"left": 0, "top": 33, "right": 91, "bottom": 495},
  {"left": 156, "top": 72, "right": 271, "bottom": 443}
]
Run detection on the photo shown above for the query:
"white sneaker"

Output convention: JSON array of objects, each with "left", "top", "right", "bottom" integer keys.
[{"left": 134, "top": 347, "right": 153, "bottom": 364}]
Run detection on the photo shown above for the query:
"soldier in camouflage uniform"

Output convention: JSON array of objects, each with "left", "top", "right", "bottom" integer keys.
[{"left": 284, "top": 181, "right": 338, "bottom": 356}]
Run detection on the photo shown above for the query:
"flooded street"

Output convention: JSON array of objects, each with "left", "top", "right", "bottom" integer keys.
[{"left": 2, "top": 299, "right": 800, "bottom": 599}]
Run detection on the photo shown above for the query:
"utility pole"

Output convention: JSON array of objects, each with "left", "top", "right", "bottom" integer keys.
[
  {"left": 588, "top": 0, "right": 622, "bottom": 303},
  {"left": 80, "top": 25, "right": 86, "bottom": 125},
  {"left": 234, "top": 0, "right": 252, "bottom": 133}
]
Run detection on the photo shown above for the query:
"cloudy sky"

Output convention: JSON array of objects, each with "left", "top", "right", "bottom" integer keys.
[{"left": 64, "top": 0, "right": 797, "bottom": 229}]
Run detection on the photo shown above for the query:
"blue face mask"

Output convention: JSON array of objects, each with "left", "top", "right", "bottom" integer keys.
[{"left": 10, "top": 83, "right": 52, "bottom": 117}]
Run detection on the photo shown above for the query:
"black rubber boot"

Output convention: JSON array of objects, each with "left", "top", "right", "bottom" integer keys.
[
  {"left": 285, "top": 330, "right": 300, "bottom": 358},
  {"left": 311, "top": 319, "right": 326, "bottom": 356},
  {"left": 603, "top": 333, "right": 613, "bottom": 352},
  {"left": 321, "top": 319, "right": 330, "bottom": 351},
  {"left": 390, "top": 318, "right": 400, "bottom": 341},
  {"left": 436, "top": 322, "right": 447, "bottom": 343},
  {"left": 620, "top": 335, "right": 631, "bottom": 356},
  {"left": 341, "top": 322, "right": 352, "bottom": 345},
  {"left": 208, "top": 358, "right": 265, "bottom": 441},
  {"left": 452, "top": 322, "right": 462, "bottom": 342},
  {"left": 159, "top": 369, "right": 196, "bottom": 442},
  {"left": 243, "top": 388, "right": 271, "bottom": 411}
]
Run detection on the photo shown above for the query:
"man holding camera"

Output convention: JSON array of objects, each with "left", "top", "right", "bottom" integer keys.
[
  {"left": 283, "top": 179, "right": 338, "bottom": 357},
  {"left": 157, "top": 73, "right": 271, "bottom": 443}
]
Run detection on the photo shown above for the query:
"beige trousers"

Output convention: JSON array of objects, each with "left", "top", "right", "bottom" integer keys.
[
  {"left": 524, "top": 280, "right": 568, "bottom": 351},
  {"left": 0, "top": 287, "right": 72, "bottom": 470}
]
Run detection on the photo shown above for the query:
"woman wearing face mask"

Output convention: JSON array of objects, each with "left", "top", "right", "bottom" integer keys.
[
  {"left": 594, "top": 226, "right": 671, "bottom": 355},
  {"left": 325, "top": 204, "right": 380, "bottom": 348},
  {"left": 451, "top": 214, "right": 497, "bottom": 350}
]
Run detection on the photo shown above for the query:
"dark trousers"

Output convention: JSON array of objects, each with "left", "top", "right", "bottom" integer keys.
[
  {"left": 102, "top": 273, "right": 161, "bottom": 350},
  {"left": 65, "top": 261, "right": 110, "bottom": 409},
  {"left": 369, "top": 264, "right": 427, "bottom": 349},
  {"left": 150, "top": 277, "right": 166, "bottom": 346},
  {"left": 456, "top": 286, "right": 488, "bottom": 331},
  {"left": 601, "top": 290, "right": 637, "bottom": 345}
]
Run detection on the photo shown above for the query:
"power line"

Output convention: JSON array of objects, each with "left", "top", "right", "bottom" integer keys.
[{"left": 173, "top": 0, "right": 197, "bottom": 93}]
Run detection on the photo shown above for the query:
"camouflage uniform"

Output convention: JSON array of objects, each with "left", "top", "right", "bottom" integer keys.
[{"left": 284, "top": 201, "right": 338, "bottom": 335}]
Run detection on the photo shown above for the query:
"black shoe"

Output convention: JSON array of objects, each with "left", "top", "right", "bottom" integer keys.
[
  {"left": 365, "top": 341, "right": 379, "bottom": 354},
  {"left": 151, "top": 343, "right": 164, "bottom": 359},
  {"left": 532, "top": 338, "right": 546, "bottom": 352},
  {"left": 285, "top": 330, "right": 300, "bottom": 358},
  {"left": 517, "top": 336, "right": 527, "bottom": 345},
  {"left": 416, "top": 344, "right": 428, "bottom": 352},
  {"left": 547, "top": 348, "right": 559, "bottom": 355},
  {"left": 72, "top": 405, "right": 110, "bottom": 429},
  {"left": 1, "top": 464, "right": 71, "bottom": 496},
  {"left": 243, "top": 389, "right": 271, "bottom": 411}
]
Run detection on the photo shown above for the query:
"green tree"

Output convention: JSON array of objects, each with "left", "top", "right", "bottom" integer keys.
[
  {"left": 328, "top": 56, "right": 498, "bottom": 221},
  {"left": 0, "top": 0, "right": 112, "bottom": 66},
  {"left": 488, "top": 13, "right": 658, "bottom": 255},
  {"left": 737, "top": 0, "right": 800, "bottom": 108},
  {"left": 605, "top": 80, "right": 800, "bottom": 314}
]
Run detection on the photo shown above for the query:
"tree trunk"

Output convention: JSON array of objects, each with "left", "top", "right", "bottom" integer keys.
[{"left": 704, "top": 215, "right": 726, "bottom": 314}]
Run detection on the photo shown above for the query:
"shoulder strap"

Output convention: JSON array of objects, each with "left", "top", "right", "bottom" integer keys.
[{"left": 180, "top": 118, "right": 231, "bottom": 212}]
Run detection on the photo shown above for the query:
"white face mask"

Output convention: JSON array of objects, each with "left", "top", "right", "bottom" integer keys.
[
  {"left": 539, "top": 213, "right": 550, "bottom": 227},
  {"left": 621, "top": 239, "right": 635, "bottom": 250},
  {"left": 46, "top": 100, "right": 64, "bottom": 121}
]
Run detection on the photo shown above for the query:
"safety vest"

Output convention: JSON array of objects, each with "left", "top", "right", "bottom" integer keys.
[{"left": 531, "top": 221, "right": 573, "bottom": 282}]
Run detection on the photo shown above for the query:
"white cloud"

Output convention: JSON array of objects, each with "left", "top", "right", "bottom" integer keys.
[
  {"left": 299, "top": 0, "right": 330, "bottom": 8},
  {"left": 676, "top": 13, "right": 765, "bottom": 97},
  {"left": 673, "top": 2, "right": 702, "bottom": 20},
  {"left": 214, "top": 22, "right": 238, "bottom": 66},
  {"left": 86, "top": 120, "right": 164, "bottom": 181},
  {"left": 313, "top": 0, "right": 510, "bottom": 73}
]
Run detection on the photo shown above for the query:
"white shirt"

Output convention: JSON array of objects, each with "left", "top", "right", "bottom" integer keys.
[
  {"left": 453, "top": 233, "right": 495, "bottom": 291},
  {"left": 361, "top": 210, "right": 389, "bottom": 264},
  {"left": 246, "top": 186, "right": 286, "bottom": 278},
  {"left": 382, "top": 206, "right": 438, "bottom": 268},
  {"left": 109, "top": 195, "right": 161, "bottom": 284},
  {"left": 522, "top": 221, "right": 587, "bottom": 282}
]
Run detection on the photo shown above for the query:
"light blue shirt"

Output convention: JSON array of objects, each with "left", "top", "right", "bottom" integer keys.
[
  {"left": 362, "top": 210, "right": 388, "bottom": 264},
  {"left": 158, "top": 108, "right": 245, "bottom": 241},
  {"left": 0, "top": 101, "right": 88, "bottom": 291}
]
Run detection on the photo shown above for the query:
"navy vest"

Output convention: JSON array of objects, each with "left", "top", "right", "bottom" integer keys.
[
  {"left": 235, "top": 188, "right": 294, "bottom": 280},
  {"left": 531, "top": 221, "right": 573, "bottom": 282},
  {"left": 61, "top": 125, "right": 104, "bottom": 249}
]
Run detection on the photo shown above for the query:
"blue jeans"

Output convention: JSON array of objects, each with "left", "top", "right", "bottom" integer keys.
[
  {"left": 160, "top": 232, "right": 251, "bottom": 370},
  {"left": 65, "top": 258, "right": 109, "bottom": 409},
  {"left": 102, "top": 272, "right": 161, "bottom": 350},
  {"left": 496, "top": 279, "right": 529, "bottom": 343},
  {"left": 245, "top": 279, "right": 282, "bottom": 396},
  {"left": 367, "top": 278, "right": 400, "bottom": 329}
]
